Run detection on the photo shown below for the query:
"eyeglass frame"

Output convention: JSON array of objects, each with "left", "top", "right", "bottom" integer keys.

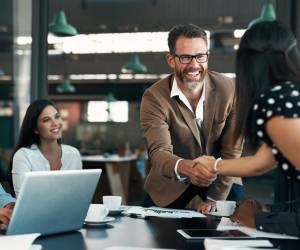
[{"left": 172, "top": 52, "right": 209, "bottom": 64}]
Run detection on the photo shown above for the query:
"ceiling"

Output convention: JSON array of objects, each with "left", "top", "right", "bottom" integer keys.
[{"left": 0, "top": 0, "right": 278, "bottom": 100}]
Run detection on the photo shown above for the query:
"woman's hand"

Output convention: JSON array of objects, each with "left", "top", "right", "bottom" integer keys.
[
  {"left": 193, "top": 155, "right": 216, "bottom": 173},
  {"left": 0, "top": 207, "right": 13, "bottom": 225}
]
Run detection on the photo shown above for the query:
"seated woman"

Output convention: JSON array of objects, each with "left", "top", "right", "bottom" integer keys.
[
  {"left": 0, "top": 184, "right": 15, "bottom": 225},
  {"left": 195, "top": 21, "right": 300, "bottom": 236},
  {"left": 10, "top": 99, "right": 82, "bottom": 197}
]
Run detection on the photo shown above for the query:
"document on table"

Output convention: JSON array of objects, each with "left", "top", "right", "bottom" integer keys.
[
  {"left": 0, "top": 233, "right": 40, "bottom": 250},
  {"left": 123, "top": 206, "right": 205, "bottom": 218},
  {"left": 217, "top": 217, "right": 299, "bottom": 239},
  {"left": 204, "top": 239, "right": 275, "bottom": 250}
]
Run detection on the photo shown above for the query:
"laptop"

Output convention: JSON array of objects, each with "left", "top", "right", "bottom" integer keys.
[{"left": 6, "top": 169, "right": 101, "bottom": 235}]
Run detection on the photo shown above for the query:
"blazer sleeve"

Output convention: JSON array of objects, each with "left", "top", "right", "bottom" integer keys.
[
  {"left": 255, "top": 211, "right": 300, "bottom": 236},
  {"left": 140, "top": 89, "right": 180, "bottom": 180},
  {"left": 207, "top": 96, "right": 244, "bottom": 200},
  {"left": 0, "top": 184, "right": 15, "bottom": 208}
]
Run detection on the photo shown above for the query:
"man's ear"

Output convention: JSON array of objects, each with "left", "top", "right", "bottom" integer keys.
[{"left": 166, "top": 53, "right": 175, "bottom": 69}]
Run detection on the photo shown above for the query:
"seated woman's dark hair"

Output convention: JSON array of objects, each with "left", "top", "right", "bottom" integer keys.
[{"left": 8, "top": 99, "right": 60, "bottom": 195}]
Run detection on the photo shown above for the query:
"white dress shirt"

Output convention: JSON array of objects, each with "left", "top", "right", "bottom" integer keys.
[
  {"left": 12, "top": 144, "right": 82, "bottom": 197},
  {"left": 170, "top": 77, "right": 206, "bottom": 181}
]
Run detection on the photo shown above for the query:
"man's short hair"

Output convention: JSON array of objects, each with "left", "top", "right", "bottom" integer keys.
[{"left": 168, "top": 24, "right": 207, "bottom": 54}]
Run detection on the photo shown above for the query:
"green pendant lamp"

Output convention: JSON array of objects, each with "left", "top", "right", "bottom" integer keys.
[
  {"left": 248, "top": 3, "right": 276, "bottom": 28},
  {"left": 56, "top": 79, "right": 76, "bottom": 93},
  {"left": 121, "top": 54, "right": 147, "bottom": 74},
  {"left": 49, "top": 10, "right": 78, "bottom": 37}
]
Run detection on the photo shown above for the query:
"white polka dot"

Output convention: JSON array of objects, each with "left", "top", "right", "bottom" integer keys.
[
  {"left": 257, "top": 131, "right": 263, "bottom": 138},
  {"left": 282, "top": 163, "right": 289, "bottom": 170},
  {"left": 271, "top": 86, "right": 282, "bottom": 91},
  {"left": 297, "top": 175, "right": 300, "bottom": 180},
  {"left": 260, "top": 94, "right": 264, "bottom": 98},
  {"left": 298, "top": 102, "right": 300, "bottom": 106},
  {"left": 253, "top": 104, "right": 258, "bottom": 110},
  {"left": 291, "top": 84, "right": 295, "bottom": 88},
  {"left": 279, "top": 95, "right": 284, "bottom": 99},
  {"left": 277, "top": 107, "right": 282, "bottom": 111},
  {"left": 272, "top": 148, "right": 278, "bottom": 154},
  {"left": 257, "top": 119, "right": 264, "bottom": 125},
  {"left": 287, "top": 176, "right": 291, "bottom": 180},
  {"left": 293, "top": 114, "right": 298, "bottom": 118},
  {"left": 285, "top": 102, "right": 293, "bottom": 108},
  {"left": 291, "top": 90, "right": 299, "bottom": 96},
  {"left": 266, "top": 111, "right": 273, "bottom": 117},
  {"left": 259, "top": 226, "right": 263, "bottom": 230},
  {"left": 268, "top": 98, "right": 275, "bottom": 104},
  {"left": 262, "top": 108, "right": 266, "bottom": 112}
]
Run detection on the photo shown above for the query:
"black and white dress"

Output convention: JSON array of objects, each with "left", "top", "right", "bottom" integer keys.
[
  {"left": 251, "top": 81, "right": 300, "bottom": 236},
  {"left": 252, "top": 81, "right": 300, "bottom": 180}
]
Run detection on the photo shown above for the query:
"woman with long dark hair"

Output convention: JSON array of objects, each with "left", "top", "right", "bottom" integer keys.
[
  {"left": 195, "top": 21, "right": 300, "bottom": 236},
  {"left": 10, "top": 99, "right": 82, "bottom": 196}
]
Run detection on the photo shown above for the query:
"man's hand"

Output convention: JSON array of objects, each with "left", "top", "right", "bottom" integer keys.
[
  {"left": 230, "top": 199, "right": 267, "bottom": 228},
  {"left": 193, "top": 155, "right": 216, "bottom": 173},
  {"left": 0, "top": 207, "right": 13, "bottom": 225},
  {"left": 197, "top": 199, "right": 216, "bottom": 214},
  {"left": 177, "top": 159, "right": 217, "bottom": 187}
]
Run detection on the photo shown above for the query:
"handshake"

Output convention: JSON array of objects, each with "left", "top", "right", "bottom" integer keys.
[{"left": 177, "top": 156, "right": 222, "bottom": 187}]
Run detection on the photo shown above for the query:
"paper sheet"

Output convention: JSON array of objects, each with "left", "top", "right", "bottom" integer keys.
[
  {"left": 217, "top": 217, "right": 299, "bottom": 239},
  {"left": 123, "top": 206, "right": 205, "bottom": 218},
  {"left": 204, "top": 239, "right": 275, "bottom": 250},
  {"left": 0, "top": 233, "right": 40, "bottom": 250}
]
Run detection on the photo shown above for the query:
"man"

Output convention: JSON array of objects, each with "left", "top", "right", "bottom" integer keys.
[
  {"left": 140, "top": 24, "right": 243, "bottom": 210},
  {"left": 0, "top": 184, "right": 15, "bottom": 225}
]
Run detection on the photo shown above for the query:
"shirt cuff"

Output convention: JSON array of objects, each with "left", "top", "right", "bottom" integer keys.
[{"left": 174, "top": 159, "right": 188, "bottom": 182}]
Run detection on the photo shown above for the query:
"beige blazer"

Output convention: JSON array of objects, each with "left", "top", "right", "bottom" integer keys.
[{"left": 140, "top": 71, "right": 243, "bottom": 207}]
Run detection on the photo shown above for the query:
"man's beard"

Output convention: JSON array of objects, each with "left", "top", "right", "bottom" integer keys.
[{"left": 176, "top": 68, "right": 203, "bottom": 91}]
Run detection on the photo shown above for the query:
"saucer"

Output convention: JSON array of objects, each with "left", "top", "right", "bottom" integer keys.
[
  {"left": 108, "top": 206, "right": 127, "bottom": 216},
  {"left": 84, "top": 216, "right": 115, "bottom": 226},
  {"left": 209, "top": 211, "right": 231, "bottom": 217}
]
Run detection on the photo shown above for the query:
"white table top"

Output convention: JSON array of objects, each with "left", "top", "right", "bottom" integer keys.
[{"left": 82, "top": 154, "right": 137, "bottom": 162}]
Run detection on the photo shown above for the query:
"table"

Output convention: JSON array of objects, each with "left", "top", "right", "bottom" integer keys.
[
  {"left": 82, "top": 154, "right": 137, "bottom": 204},
  {"left": 34, "top": 215, "right": 300, "bottom": 250}
]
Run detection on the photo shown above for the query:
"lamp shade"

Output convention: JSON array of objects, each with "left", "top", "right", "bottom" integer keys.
[
  {"left": 49, "top": 10, "right": 78, "bottom": 37},
  {"left": 248, "top": 3, "right": 276, "bottom": 28},
  {"left": 56, "top": 79, "right": 76, "bottom": 93},
  {"left": 121, "top": 54, "right": 147, "bottom": 74}
]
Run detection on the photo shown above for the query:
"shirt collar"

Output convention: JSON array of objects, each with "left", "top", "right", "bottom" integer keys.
[{"left": 170, "top": 76, "right": 205, "bottom": 119}]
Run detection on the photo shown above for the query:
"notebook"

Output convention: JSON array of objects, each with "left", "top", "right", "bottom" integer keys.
[{"left": 6, "top": 169, "right": 101, "bottom": 235}]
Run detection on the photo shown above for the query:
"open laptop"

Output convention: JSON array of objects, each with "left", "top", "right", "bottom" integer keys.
[{"left": 6, "top": 169, "right": 101, "bottom": 235}]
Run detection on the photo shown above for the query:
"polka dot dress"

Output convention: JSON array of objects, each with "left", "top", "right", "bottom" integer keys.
[{"left": 252, "top": 81, "right": 300, "bottom": 181}]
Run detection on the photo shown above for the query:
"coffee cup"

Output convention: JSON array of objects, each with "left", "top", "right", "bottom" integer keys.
[
  {"left": 103, "top": 196, "right": 122, "bottom": 210},
  {"left": 216, "top": 200, "right": 236, "bottom": 216},
  {"left": 86, "top": 204, "right": 109, "bottom": 221}
]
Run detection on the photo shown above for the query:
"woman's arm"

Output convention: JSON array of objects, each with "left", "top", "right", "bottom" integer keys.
[
  {"left": 194, "top": 143, "right": 276, "bottom": 177},
  {"left": 266, "top": 116, "right": 300, "bottom": 171}
]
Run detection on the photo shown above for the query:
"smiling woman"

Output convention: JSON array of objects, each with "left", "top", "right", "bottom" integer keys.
[{"left": 8, "top": 99, "right": 82, "bottom": 197}]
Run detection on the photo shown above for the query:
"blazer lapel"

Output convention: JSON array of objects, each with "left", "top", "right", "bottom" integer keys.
[
  {"left": 204, "top": 74, "right": 216, "bottom": 142},
  {"left": 175, "top": 98, "right": 202, "bottom": 147}
]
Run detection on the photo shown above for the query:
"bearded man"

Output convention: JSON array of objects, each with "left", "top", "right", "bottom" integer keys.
[{"left": 140, "top": 24, "right": 243, "bottom": 210}]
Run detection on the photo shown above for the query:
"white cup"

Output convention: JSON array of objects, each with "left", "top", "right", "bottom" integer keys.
[
  {"left": 216, "top": 200, "right": 236, "bottom": 216},
  {"left": 86, "top": 204, "right": 109, "bottom": 221},
  {"left": 103, "top": 196, "right": 122, "bottom": 210}
]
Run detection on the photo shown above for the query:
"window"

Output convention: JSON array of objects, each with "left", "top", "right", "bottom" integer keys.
[{"left": 87, "top": 101, "right": 128, "bottom": 122}]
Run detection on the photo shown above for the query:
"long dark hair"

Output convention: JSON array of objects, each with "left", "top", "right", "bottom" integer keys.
[
  {"left": 8, "top": 99, "right": 60, "bottom": 194},
  {"left": 233, "top": 21, "right": 297, "bottom": 147}
]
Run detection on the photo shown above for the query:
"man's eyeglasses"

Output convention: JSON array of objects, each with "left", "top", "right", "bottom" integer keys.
[{"left": 173, "top": 53, "right": 209, "bottom": 64}]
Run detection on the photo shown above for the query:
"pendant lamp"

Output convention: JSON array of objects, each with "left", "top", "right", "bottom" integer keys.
[
  {"left": 121, "top": 54, "right": 147, "bottom": 74},
  {"left": 56, "top": 79, "right": 76, "bottom": 93},
  {"left": 49, "top": 10, "right": 78, "bottom": 37},
  {"left": 248, "top": 3, "right": 276, "bottom": 28}
]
